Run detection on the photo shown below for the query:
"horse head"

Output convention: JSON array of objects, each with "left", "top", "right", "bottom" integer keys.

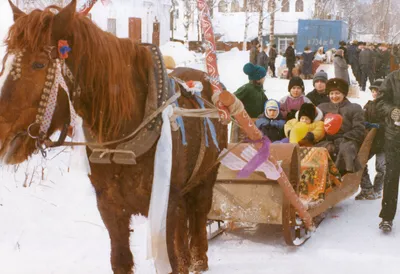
[{"left": 0, "top": 0, "right": 77, "bottom": 164}]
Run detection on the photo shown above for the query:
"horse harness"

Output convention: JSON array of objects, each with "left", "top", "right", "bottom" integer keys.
[{"left": 10, "top": 43, "right": 212, "bottom": 184}]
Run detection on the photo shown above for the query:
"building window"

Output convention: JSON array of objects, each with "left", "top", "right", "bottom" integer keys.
[
  {"left": 107, "top": 18, "right": 116, "bottom": 35},
  {"left": 218, "top": 0, "right": 228, "bottom": 12},
  {"left": 281, "top": 0, "right": 289, "bottom": 12},
  {"left": 278, "top": 37, "right": 294, "bottom": 54},
  {"left": 295, "top": 0, "right": 304, "bottom": 12},
  {"left": 231, "top": 0, "right": 240, "bottom": 12}
]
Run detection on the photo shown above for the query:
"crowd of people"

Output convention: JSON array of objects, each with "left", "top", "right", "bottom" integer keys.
[
  {"left": 234, "top": 59, "right": 400, "bottom": 233},
  {"left": 249, "top": 38, "right": 400, "bottom": 93}
]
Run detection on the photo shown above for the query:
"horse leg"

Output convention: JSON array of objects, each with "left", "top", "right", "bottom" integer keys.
[
  {"left": 188, "top": 174, "right": 216, "bottom": 272},
  {"left": 95, "top": 190, "right": 134, "bottom": 274},
  {"left": 167, "top": 191, "right": 190, "bottom": 274}
]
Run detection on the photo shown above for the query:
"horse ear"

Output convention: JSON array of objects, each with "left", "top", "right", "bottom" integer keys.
[
  {"left": 52, "top": 0, "right": 77, "bottom": 40},
  {"left": 8, "top": 0, "right": 26, "bottom": 21}
]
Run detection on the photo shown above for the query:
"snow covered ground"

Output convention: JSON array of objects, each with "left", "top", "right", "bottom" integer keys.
[{"left": 1, "top": 2, "right": 399, "bottom": 274}]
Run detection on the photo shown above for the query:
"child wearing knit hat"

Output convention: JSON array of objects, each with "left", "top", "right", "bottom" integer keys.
[
  {"left": 234, "top": 63, "right": 268, "bottom": 118},
  {"left": 284, "top": 103, "right": 325, "bottom": 146},
  {"left": 255, "top": 99, "right": 286, "bottom": 142},
  {"left": 306, "top": 70, "right": 330, "bottom": 106},
  {"left": 356, "top": 79, "right": 386, "bottom": 200},
  {"left": 279, "top": 77, "right": 312, "bottom": 120}
]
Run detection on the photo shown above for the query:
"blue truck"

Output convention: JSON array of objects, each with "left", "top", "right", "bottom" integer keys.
[{"left": 296, "top": 19, "right": 349, "bottom": 53}]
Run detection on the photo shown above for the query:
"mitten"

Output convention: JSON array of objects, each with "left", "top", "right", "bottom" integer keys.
[
  {"left": 364, "top": 122, "right": 380, "bottom": 129},
  {"left": 304, "top": 132, "right": 315, "bottom": 142},
  {"left": 391, "top": 108, "right": 400, "bottom": 122},
  {"left": 287, "top": 109, "right": 297, "bottom": 120}
]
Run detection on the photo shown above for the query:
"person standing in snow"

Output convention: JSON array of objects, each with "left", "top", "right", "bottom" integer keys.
[
  {"left": 333, "top": 49, "right": 349, "bottom": 83},
  {"left": 359, "top": 42, "right": 374, "bottom": 91},
  {"left": 234, "top": 63, "right": 268, "bottom": 118},
  {"left": 339, "top": 40, "right": 349, "bottom": 64},
  {"left": 302, "top": 46, "right": 314, "bottom": 79},
  {"left": 284, "top": 41, "right": 296, "bottom": 79},
  {"left": 313, "top": 47, "right": 326, "bottom": 74},
  {"left": 306, "top": 70, "right": 330, "bottom": 106},
  {"left": 249, "top": 38, "right": 260, "bottom": 65},
  {"left": 268, "top": 44, "right": 278, "bottom": 78},
  {"left": 348, "top": 40, "right": 361, "bottom": 84},
  {"left": 356, "top": 79, "right": 386, "bottom": 200},
  {"left": 257, "top": 45, "right": 269, "bottom": 73},
  {"left": 375, "top": 70, "right": 400, "bottom": 232}
]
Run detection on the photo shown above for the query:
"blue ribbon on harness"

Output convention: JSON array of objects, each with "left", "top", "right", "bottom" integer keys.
[
  {"left": 169, "top": 79, "right": 219, "bottom": 151},
  {"left": 170, "top": 79, "right": 187, "bottom": 145},
  {"left": 193, "top": 92, "right": 220, "bottom": 151}
]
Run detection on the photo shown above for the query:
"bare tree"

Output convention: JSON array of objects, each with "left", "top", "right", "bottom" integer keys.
[
  {"left": 242, "top": 0, "right": 250, "bottom": 50},
  {"left": 313, "top": 0, "right": 335, "bottom": 19},
  {"left": 183, "top": 0, "right": 197, "bottom": 48},
  {"left": 268, "top": 0, "right": 276, "bottom": 45},
  {"left": 257, "top": 0, "right": 266, "bottom": 46}
]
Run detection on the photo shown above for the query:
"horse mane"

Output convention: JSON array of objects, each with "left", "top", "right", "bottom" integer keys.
[{"left": 4, "top": 6, "right": 153, "bottom": 141}]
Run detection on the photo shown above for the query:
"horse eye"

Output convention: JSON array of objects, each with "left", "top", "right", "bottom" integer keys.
[{"left": 32, "top": 62, "right": 45, "bottom": 70}]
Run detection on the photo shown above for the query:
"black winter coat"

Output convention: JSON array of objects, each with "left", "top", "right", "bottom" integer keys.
[
  {"left": 255, "top": 113, "right": 286, "bottom": 142},
  {"left": 376, "top": 70, "right": 400, "bottom": 143},
  {"left": 307, "top": 89, "right": 330, "bottom": 106},
  {"left": 302, "top": 51, "right": 314, "bottom": 75},
  {"left": 284, "top": 46, "right": 296, "bottom": 68},
  {"left": 359, "top": 49, "right": 373, "bottom": 66},
  {"left": 364, "top": 100, "right": 385, "bottom": 153},
  {"left": 318, "top": 98, "right": 365, "bottom": 144},
  {"left": 269, "top": 47, "right": 277, "bottom": 64},
  {"left": 257, "top": 51, "right": 269, "bottom": 70},
  {"left": 318, "top": 99, "right": 365, "bottom": 173},
  {"left": 347, "top": 45, "right": 360, "bottom": 65},
  {"left": 339, "top": 45, "right": 349, "bottom": 64}
]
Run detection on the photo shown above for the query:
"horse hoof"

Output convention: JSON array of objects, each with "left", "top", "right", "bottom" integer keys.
[{"left": 189, "top": 260, "right": 209, "bottom": 272}]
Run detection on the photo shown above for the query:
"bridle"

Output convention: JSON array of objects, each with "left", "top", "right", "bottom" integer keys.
[{"left": 10, "top": 41, "right": 78, "bottom": 157}]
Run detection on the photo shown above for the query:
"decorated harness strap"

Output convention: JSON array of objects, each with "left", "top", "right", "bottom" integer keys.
[
  {"left": 173, "top": 77, "right": 219, "bottom": 150},
  {"left": 33, "top": 40, "right": 78, "bottom": 145}
]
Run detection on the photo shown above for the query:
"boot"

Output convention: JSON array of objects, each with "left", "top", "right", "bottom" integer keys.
[
  {"left": 374, "top": 190, "right": 382, "bottom": 199},
  {"left": 379, "top": 219, "right": 393, "bottom": 232},
  {"left": 355, "top": 188, "right": 375, "bottom": 200}
]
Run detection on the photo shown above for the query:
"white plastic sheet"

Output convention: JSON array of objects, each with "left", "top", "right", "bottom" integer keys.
[{"left": 146, "top": 105, "right": 173, "bottom": 274}]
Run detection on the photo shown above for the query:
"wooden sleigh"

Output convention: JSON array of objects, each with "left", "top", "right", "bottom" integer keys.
[{"left": 208, "top": 128, "right": 377, "bottom": 246}]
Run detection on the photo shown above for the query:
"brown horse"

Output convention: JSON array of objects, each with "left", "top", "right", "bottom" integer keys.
[{"left": 0, "top": 1, "right": 227, "bottom": 273}]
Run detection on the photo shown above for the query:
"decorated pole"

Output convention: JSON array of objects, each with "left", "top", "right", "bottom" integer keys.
[
  {"left": 197, "top": 0, "right": 314, "bottom": 231},
  {"left": 196, "top": 0, "right": 231, "bottom": 124}
]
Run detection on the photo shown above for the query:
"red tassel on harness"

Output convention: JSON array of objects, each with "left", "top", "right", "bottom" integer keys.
[{"left": 58, "top": 40, "right": 71, "bottom": 59}]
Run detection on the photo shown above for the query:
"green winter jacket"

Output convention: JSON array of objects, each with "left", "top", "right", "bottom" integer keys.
[{"left": 234, "top": 82, "right": 268, "bottom": 118}]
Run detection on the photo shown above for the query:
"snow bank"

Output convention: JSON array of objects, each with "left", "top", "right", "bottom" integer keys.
[{"left": 160, "top": 41, "right": 198, "bottom": 66}]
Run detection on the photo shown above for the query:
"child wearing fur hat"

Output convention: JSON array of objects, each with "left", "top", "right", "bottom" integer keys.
[
  {"left": 279, "top": 77, "right": 312, "bottom": 120},
  {"left": 317, "top": 78, "right": 365, "bottom": 175},
  {"left": 234, "top": 63, "right": 268, "bottom": 118},
  {"left": 356, "top": 79, "right": 386, "bottom": 200},
  {"left": 284, "top": 103, "right": 325, "bottom": 146},
  {"left": 255, "top": 99, "right": 286, "bottom": 142}
]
